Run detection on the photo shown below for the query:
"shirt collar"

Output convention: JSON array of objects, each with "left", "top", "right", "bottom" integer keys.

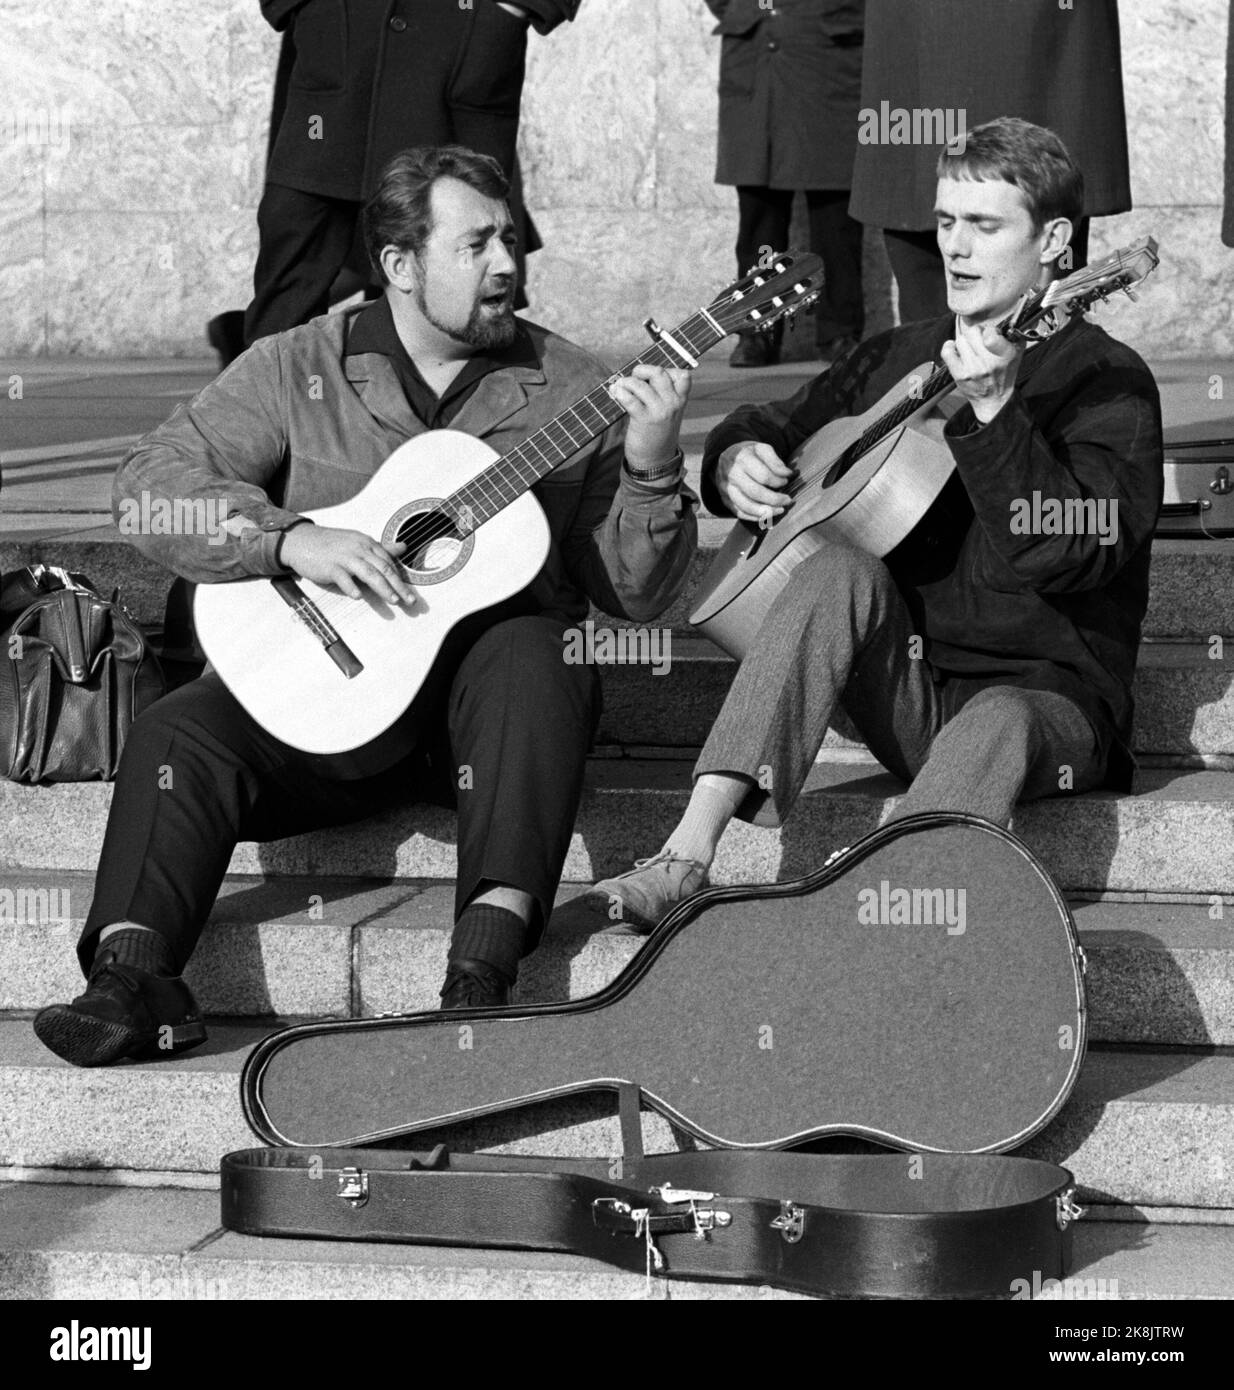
[{"left": 344, "top": 292, "right": 541, "bottom": 373}]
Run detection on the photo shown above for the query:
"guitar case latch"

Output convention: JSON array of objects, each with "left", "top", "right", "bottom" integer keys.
[
  {"left": 1055, "top": 1187, "right": 1084, "bottom": 1230},
  {"left": 771, "top": 1200, "right": 806, "bottom": 1243},
  {"left": 337, "top": 1167, "right": 369, "bottom": 1206}
]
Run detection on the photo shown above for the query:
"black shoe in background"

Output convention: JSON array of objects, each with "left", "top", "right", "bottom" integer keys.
[
  {"left": 439, "top": 957, "right": 513, "bottom": 1011},
  {"left": 33, "top": 950, "right": 207, "bottom": 1067},
  {"left": 817, "top": 333, "right": 860, "bottom": 369},
  {"left": 728, "top": 325, "right": 782, "bottom": 368},
  {"left": 206, "top": 311, "right": 246, "bottom": 371}
]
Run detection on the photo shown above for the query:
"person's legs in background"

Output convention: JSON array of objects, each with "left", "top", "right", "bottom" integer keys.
[
  {"left": 242, "top": 183, "right": 360, "bottom": 349},
  {"left": 729, "top": 185, "right": 794, "bottom": 366},
  {"left": 805, "top": 189, "right": 864, "bottom": 363}
]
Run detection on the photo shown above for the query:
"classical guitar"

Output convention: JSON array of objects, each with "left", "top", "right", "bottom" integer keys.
[
  {"left": 192, "top": 254, "right": 823, "bottom": 756},
  {"left": 689, "top": 238, "right": 1160, "bottom": 658}
]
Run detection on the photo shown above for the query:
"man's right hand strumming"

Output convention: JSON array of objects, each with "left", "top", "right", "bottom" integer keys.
[
  {"left": 279, "top": 524, "right": 416, "bottom": 606},
  {"left": 716, "top": 442, "right": 796, "bottom": 523}
]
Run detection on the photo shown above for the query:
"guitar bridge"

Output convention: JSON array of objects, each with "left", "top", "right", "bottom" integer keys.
[{"left": 271, "top": 577, "right": 364, "bottom": 679}]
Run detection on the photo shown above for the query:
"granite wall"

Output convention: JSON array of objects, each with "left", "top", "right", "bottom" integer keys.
[{"left": 0, "top": 0, "right": 1229, "bottom": 359}]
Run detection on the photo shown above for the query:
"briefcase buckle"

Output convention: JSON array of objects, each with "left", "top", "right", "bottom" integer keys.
[
  {"left": 771, "top": 1200, "right": 805, "bottom": 1243},
  {"left": 337, "top": 1167, "right": 369, "bottom": 1206}
]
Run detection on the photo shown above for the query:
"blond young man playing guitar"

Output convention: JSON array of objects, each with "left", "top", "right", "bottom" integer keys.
[{"left": 591, "top": 117, "right": 1163, "bottom": 930}]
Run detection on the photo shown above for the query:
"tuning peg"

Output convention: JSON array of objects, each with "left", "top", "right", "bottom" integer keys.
[{"left": 1122, "top": 286, "right": 1139, "bottom": 302}]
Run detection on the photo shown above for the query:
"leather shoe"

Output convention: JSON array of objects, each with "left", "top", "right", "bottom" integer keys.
[
  {"left": 728, "top": 327, "right": 781, "bottom": 368},
  {"left": 439, "top": 957, "right": 513, "bottom": 1010},
  {"left": 33, "top": 949, "right": 206, "bottom": 1067},
  {"left": 206, "top": 310, "right": 246, "bottom": 371},
  {"left": 817, "top": 333, "right": 859, "bottom": 369},
  {"left": 584, "top": 849, "right": 709, "bottom": 934}
]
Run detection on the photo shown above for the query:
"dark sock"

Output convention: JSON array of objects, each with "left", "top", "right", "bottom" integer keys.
[
  {"left": 95, "top": 928, "right": 177, "bottom": 978},
  {"left": 447, "top": 905, "right": 527, "bottom": 983}
]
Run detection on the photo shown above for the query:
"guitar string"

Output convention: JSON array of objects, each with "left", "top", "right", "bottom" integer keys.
[
  {"left": 299, "top": 255, "right": 1135, "bottom": 627},
  {"left": 277, "top": 264, "right": 823, "bottom": 629},
  {"left": 296, "top": 304, "right": 743, "bottom": 625},
  {"left": 769, "top": 268, "right": 1127, "bottom": 509}
]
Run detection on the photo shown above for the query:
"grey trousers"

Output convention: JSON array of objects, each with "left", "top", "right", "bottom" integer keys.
[{"left": 697, "top": 539, "right": 1105, "bottom": 828}]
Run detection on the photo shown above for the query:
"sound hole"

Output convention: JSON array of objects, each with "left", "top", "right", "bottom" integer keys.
[{"left": 396, "top": 509, "right": 464, "bottom": 573}]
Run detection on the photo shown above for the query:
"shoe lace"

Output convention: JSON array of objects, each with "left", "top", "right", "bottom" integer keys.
[
  {"left": 632, "top": 848, "right": 699, "bottom": 871},
  {"left": 441, "top": 961, "right": 507, "bottom": 1005}
]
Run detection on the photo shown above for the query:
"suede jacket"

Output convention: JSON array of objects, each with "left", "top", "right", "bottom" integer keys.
[{"left": 113, "top": 305, "right": 698, "bottom": 625}]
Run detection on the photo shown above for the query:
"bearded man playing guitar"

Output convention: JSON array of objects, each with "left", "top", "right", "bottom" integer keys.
[
  {"left": 35, "top": 145, "right": 698, "bottom": 1066},
  {"left": 592, "top": 117, "right": 1164, "bottom": 930}
]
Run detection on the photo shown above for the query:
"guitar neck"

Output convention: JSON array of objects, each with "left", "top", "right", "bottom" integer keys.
[
  {"left": 449, "top": 310, "right": 724, "bottom": 529},
  {"left": 847, "top": 362, "right": 956, "bottom": 462}
]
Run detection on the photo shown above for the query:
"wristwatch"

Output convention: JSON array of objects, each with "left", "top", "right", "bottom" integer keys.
[{"left": 625, "top": 449, "right": 684, "bottom": 482}]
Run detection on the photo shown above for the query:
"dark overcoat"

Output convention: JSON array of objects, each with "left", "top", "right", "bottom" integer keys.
[
  {"left": 849, "top": 0, "right": 1131, "bottom": 231},
  {"left": 259, "top": 0, "right": 580, "bottom": 201},
  {"left": 1224, "top": 0, "right": 1233, "bottom": 247},
  {"left": 705, "top": 0, "right": 866, "bottom": 190}
]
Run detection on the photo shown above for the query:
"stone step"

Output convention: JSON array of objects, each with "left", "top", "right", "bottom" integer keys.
[
  {"left": 0, "top": 1019, "right": 1229, "bottom": 1210},
  {"left": 2, "top": 529, "right": 1232, "bottom": 641},
  {"left": 0, "top": 1179, "right": 1230, "bottom": 1300},
  {"left": 3, "top": 875, "right": 1231, "bottom": 1046},
  {"left": 597, "top": 637, "right": 1234, "bottom": 759},
  {"left": 4, "top": 760, "right": 1234, "bottom": 897}
]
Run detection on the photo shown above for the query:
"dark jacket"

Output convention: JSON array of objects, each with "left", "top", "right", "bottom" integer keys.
[
  {"left": 702, "top": 315, "right": 1163, "bottom": 786},
  {"left": 260, "top": 0, "right": 580, "bottom": 201},
  {"left": 705, "top": 0, "right": 865, "bottom": 189},
  {"left": 849, "top": 0, "right": 1131, "bottom": 230},
  {"left": 114, "top": 304, "right": 697, "bottom": 626}
]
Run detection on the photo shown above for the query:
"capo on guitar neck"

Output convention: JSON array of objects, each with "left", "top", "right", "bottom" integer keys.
[{"left": 643, "top": 317, "right": 699, "bottom": 369}]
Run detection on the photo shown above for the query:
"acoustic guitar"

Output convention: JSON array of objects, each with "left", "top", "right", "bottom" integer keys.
[
  {"left": 689, "top": 238, "right": 1160, "bottom": 658},
  {"left": 192, "top": 255, "right": 823, "bottom": 756}
]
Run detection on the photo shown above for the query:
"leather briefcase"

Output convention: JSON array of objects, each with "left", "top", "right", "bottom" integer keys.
[
  {"left": 222, "top": 813, "right": 1088, "bottom": 1297},
  {"left": 0, "top": 565, "right": 165, "bottom": 782}
]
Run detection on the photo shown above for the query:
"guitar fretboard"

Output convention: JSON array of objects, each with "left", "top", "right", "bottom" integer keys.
[{"left": 446, "top": 312, "right": 722, "bottom": 530}]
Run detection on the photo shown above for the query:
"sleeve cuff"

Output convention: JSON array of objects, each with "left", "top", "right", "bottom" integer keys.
[{"left": 623, "top": 449, "right": 684, "bottom": 484}]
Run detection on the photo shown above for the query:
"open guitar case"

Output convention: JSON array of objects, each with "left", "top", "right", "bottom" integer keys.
[{"left": 221, "top": 813, "right": 1089, "bottom": 1298}]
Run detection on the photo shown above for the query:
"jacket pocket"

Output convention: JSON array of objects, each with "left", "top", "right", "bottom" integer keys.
[
  {"left": 451, "top": 3, "right": 528, "bottom": 114},
  {"left": 290, "top": 0, "right": 347, "bottom": 93}
]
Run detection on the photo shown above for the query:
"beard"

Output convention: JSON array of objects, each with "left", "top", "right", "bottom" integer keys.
[{"left": 413, "top": 275, "right": 518, "bottom": 351}]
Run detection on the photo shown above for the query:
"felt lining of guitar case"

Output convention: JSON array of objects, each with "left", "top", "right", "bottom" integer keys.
[
  {"left": 227, "top": 813, "right": 1086, "bottom": 1296},
  {"left": 243, "top": 813, "right": 1085, "bottom": 1154}
]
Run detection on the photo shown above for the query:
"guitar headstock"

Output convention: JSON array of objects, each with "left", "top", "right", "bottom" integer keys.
[
  {"left": 1001, "top": 236, "right": 1160, "bottom": 344},
  {"left": 707, "top": 252, "right": 826, "bottom": 337}
]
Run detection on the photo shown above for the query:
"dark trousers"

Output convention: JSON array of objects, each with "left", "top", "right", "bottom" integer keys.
[
  {"left": 736, "top": 186, "right": 865, "bottom": 346},
  {"left": 884, "top": 219, "right": 1092, "bottom": 325},
  {"left": 244, "top": 184, "right": 364, "bottom": 346},
  {"left": 697, "top": 538, "right": 1104, "bottom": 828},
  {"left": 79, "top": 613, "right": 600, "bottom": 975}
]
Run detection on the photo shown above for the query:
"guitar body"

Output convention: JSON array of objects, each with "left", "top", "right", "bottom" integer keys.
[
  {"left": 690, "top": 363, "right": 956, "bottom": 657},
  {"left": 193, "top": 430, "right": 550, "bottom": 756},
  {"left": 241, "top": 814, "right": 1087, "bottom": 1155}
]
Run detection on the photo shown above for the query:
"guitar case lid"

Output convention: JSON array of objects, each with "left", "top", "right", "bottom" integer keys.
[{"left": 239, "top": 813, "right": 1085, "bottom": 1155}]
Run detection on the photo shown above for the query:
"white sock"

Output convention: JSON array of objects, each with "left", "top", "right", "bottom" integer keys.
[{"left": 663, "top": 774, "right": 750, "bottom": 870}]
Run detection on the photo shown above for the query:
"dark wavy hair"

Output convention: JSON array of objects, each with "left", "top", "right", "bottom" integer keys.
[
  {"left": 362, "top": 145, "right": 510, "bottom": 284},
  {"left": 936, "top": 117, "right": 1084, "bottom": 232}
]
